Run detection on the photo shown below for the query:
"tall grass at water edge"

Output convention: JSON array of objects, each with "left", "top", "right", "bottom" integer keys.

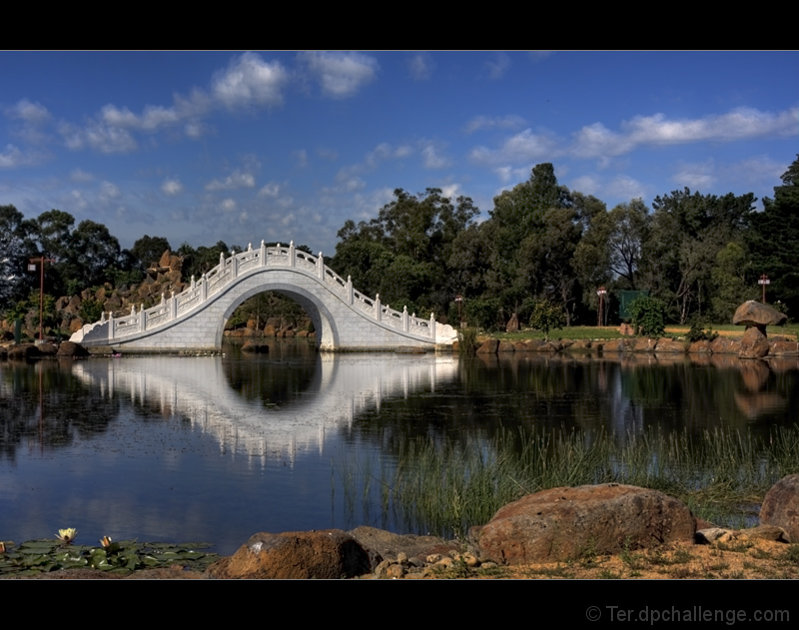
[{"left": 337, "top": 425, "right": 799, "bottom": 540}]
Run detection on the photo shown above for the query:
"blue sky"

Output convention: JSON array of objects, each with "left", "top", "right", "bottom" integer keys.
[{"left": 1, "top": 51, "right": 797, "bottom": 256}]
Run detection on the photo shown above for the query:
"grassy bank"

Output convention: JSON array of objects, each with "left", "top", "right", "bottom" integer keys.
[
  {"left": 491, "top": 323, "right": 799, "bottom": 343},
  {"left": 340, "top": 424, "right": 799, "bottom": 540}
]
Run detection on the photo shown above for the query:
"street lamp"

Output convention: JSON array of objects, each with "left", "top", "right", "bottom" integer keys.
[
  {"left": 596, "top": 286, "right": 607, "bottom": 327},
  {"left": 455, "top": 294, "right": 464, "bottom": 327},
  {"left": 758, "top": 274, "right": 770, "bottom": 303}
]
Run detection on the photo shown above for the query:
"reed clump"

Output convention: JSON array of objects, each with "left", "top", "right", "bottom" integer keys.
[{"left": 340, "top": 424, "right": 799, "bottom": 540}]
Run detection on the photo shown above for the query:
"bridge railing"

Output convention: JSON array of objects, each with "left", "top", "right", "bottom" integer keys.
[{"left": 73, "top": 239, "right": 456, "bottom": 346}]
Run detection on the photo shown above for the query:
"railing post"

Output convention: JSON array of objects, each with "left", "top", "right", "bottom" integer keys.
[
  {"left": 346, "top": 275, "right": 353, "bottom": 304},
  {"left": 140, "top": 304, "right": 146, "bottom": 332},
  {"left": 402, "top": 306, "right": 409, "bottom": 332},
  {"left": 375, "top": 294, "right": 381, "bottom": 321},
  {"left": 289, "top": 241, "right": 296, "bottom": 267},
  {"left": 260, "top": 240, "right": 267, "bottom": 267},
  {"left": 317, "top": 252, "right": 324, "bottom": 280},
  {"left": 201, "top": 273, "right": 207, "bottom": 301},
  {"left": 108, "top": 312, "right": 114, "bottom": 341},
  {"left": 232, "top": 252, "right": 238, "bottom": 278},
  {"left": 429, "top": 313, "right": 436, "bottom": 340},
  {"left": 170, "top": 291, "right": 177, "bottom": 320}
]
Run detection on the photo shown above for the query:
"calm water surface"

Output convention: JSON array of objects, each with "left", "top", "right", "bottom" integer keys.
[{"left": 1, "top": 342, "right": 798, "bottom": 555}]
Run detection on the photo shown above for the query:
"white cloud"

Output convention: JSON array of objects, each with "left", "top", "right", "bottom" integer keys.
[
  {"left": 422, "top": 143, "right": 450, "bottom": 169},
  {"left": 161, "top": 179, "right": 183, "bottom": 195},
  {"left": 671, "top": 161, "right": 716, "bottom": 190},
  {"left": 465, "top": 114, "right": 526, "bottom": 134},
  {"left": 221, "top": 198, "right": 236, "bottom": 212},
  {"left": 570, "top": 175, "right": 601, "bottom": 197},
  {"left": 59, "top": 119, "right": 138, "bottom": 154},
  {"left": 70, "top": 168, "right": 94, "bottom": 182},
  {"left": 0, "top": 144, "right": 24, "bottom": 168},
  {"left": 606, "top": 175, "right": 647, "bottom": 201},
  {"left": 440, "top": 183, "right": 460, "bottom": 199},
  {"left": 258, "top": 182, "right": 281, "bottom": 197},
  {"left": 470, "top": 128, "right": 559, "bottom": 165},
  {"left": 206, "top": 170, "right": 255, "bottom": 191},
  {"left": 100, "top": 103, "right": 180, "bottom": 131},
  {"left": 8, "top": 99, "right": 51, "bottom": 124},
  {"left": 100, "top": 181, "right": 121, "bottom": 200},
  {"left": 293, "top": 149, "right": 308, "bottom": 168},
  {"left": 212, "top": 52, "right": 289, "bottom": 109},
  {"left": 572, "top": 107, "right": 799, "bottom": 159},
  {"left": 485, "top": 53, "right": 510, "bottom": 80},
  {"left": 299, "top": 51, "right": 378, "bottom": 98},
  {"left": 408, "top": 53, "right": 433, "bottom": 80}
]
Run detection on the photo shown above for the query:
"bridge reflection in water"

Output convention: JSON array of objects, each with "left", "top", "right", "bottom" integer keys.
[{"left": 71, "top": 352, "right": 459, "bottom": 466}]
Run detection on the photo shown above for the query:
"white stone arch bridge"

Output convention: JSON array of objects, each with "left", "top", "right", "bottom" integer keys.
[{"left": 70, "top": 241, "right": 458, "bottom": 352}]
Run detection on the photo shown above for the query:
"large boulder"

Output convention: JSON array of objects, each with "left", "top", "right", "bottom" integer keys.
[
  {"left": 475, "top": 484, "right": 696, "bottom": 565},
  {"left": 739, "top": 326, "right": 770, "bottom": 359},
  {"left": 733, "top": 300, "right": 787, "bottom": 334},
  {"left": 207, "top": 529, "right": 372, "bottom": 579},
  {"left": 57, "top": 341, "right": 89, "bottom": 357},
  {"left": 760, "top": 475, "right": 799, "bottom": 542}
]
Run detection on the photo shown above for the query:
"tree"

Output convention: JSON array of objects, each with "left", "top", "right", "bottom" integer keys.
[
  {"left": 130, "top": 235, "right": 172, "bottom": 271},
  {"left": 710, "top": 241, "right": 753, "bottom": 322},
  {"left": 0, "top": 205, "right": 37, "bottom": 309},
  {"left": 640, "top": 188, "right": 755, "bottom": 323},
  {"left": 69, "top": 220, "right": 123, "bottom": 290},
  {"left": 332, "top": 189, "right": 478, "bottom": 318},
  {"left": 482, "top": 163, "right": 575, "bottom": 324},
  {"left": 748, "top": 154, "right": 799, "bottom": 316}
]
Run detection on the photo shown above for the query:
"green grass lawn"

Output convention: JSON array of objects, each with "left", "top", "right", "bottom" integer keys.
[{"left": 491, "top": 323, "right": 799, "bottom": 342}]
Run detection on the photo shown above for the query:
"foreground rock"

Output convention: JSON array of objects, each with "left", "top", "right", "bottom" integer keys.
[
  {"left": 473, "top": 483, "right": 696, "bottom": 564},
  {"left": 207, "top": 529, "right": 372, "bottom": 579},
  {"left": 760, "top": 474, "right": 799, "bottom": 542}
]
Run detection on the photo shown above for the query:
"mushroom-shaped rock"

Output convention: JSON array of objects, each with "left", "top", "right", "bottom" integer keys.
[{"left": 732, "top": 300, "right": 787, "bottom": 333}]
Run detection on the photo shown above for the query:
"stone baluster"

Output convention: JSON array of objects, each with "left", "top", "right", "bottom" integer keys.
[
  {"left": 260, "top": 240, "right": 267, "bottom": 267},
  {"left": 108, "top": 312, "right": 114, "bottom": 341},
  {"left": 317, "top": 252, "right": 325, "bottom": 280},
  {"left": 375, "top": 294, "right": 381, "bottom": 321},
  {"left": 231, "top": 252, "right": 238, "bottom": 278},
  {"left": 170, "top": 291, "right": 177, "bottom": 320},
  {"left": 289, "top": 241, "right": 296, "bottom": 267},
  {"left": 346, "top": 275, "right": 353, "bottom": 304},
  {"left": 429, "top": 313, "right": 436, "bottom": 339},
  {"left": 140, "top": 304, "right": 147, "bottom": 332},
  {"left": 402, "top": 306, "right": 409, "bottom": 332}
]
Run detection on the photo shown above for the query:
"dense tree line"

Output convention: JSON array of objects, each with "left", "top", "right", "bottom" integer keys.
[
  {"left": 331, "top": 156, "right": 799, "bottom": 330},
  {"left": 2, "top": 154, "right": 799, "bottom": 336}
]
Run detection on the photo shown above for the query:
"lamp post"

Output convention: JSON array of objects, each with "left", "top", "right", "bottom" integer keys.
[
  {"left": 758, "top": 274, "right": 770, "bottom": 303},
  {"left": 28, "top": 256, "right": 55, "bottom": 344},
  {"left": 596, "top": 286, "right": 607, "bottom": 327}
]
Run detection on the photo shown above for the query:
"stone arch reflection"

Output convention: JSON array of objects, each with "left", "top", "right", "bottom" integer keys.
[{"left": 70, "top": 353, "right": 459, "bottom": 467}]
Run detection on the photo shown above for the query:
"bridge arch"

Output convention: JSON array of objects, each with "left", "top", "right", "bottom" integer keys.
[
  {"left": 71, "top": 241, "right": 458, "bottom": 352},
  {"left": 216, "top": 280, "right": 339, "bottom": 350}
]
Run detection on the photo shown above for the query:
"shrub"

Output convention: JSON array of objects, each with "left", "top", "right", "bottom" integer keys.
[
  {"left": 627, "top": 295, "right": 666, "bottom": 337},
  {"left": 529, "top": 300, "right": 565, "bottom": 341},
  {"left": 686, "top": 319, "right": 718, "bottom": 342}
]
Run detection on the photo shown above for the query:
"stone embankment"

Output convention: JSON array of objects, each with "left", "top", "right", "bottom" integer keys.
[{"left": 473, "top": 333, "right": 798, "bottom": 361}]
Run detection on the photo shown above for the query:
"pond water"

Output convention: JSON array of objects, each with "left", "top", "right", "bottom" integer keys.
[{"left": 1, "top": 342, "right": 798, "bottom": 555}]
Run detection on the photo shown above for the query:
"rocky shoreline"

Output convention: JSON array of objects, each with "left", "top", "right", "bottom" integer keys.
[{"left": 11, "top": 475, "right": 797, "bottom": 580}]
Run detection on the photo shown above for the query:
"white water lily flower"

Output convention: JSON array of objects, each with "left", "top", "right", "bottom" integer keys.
[{"left": 57, "top": 528, "right": 77, "bottom": 544}]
